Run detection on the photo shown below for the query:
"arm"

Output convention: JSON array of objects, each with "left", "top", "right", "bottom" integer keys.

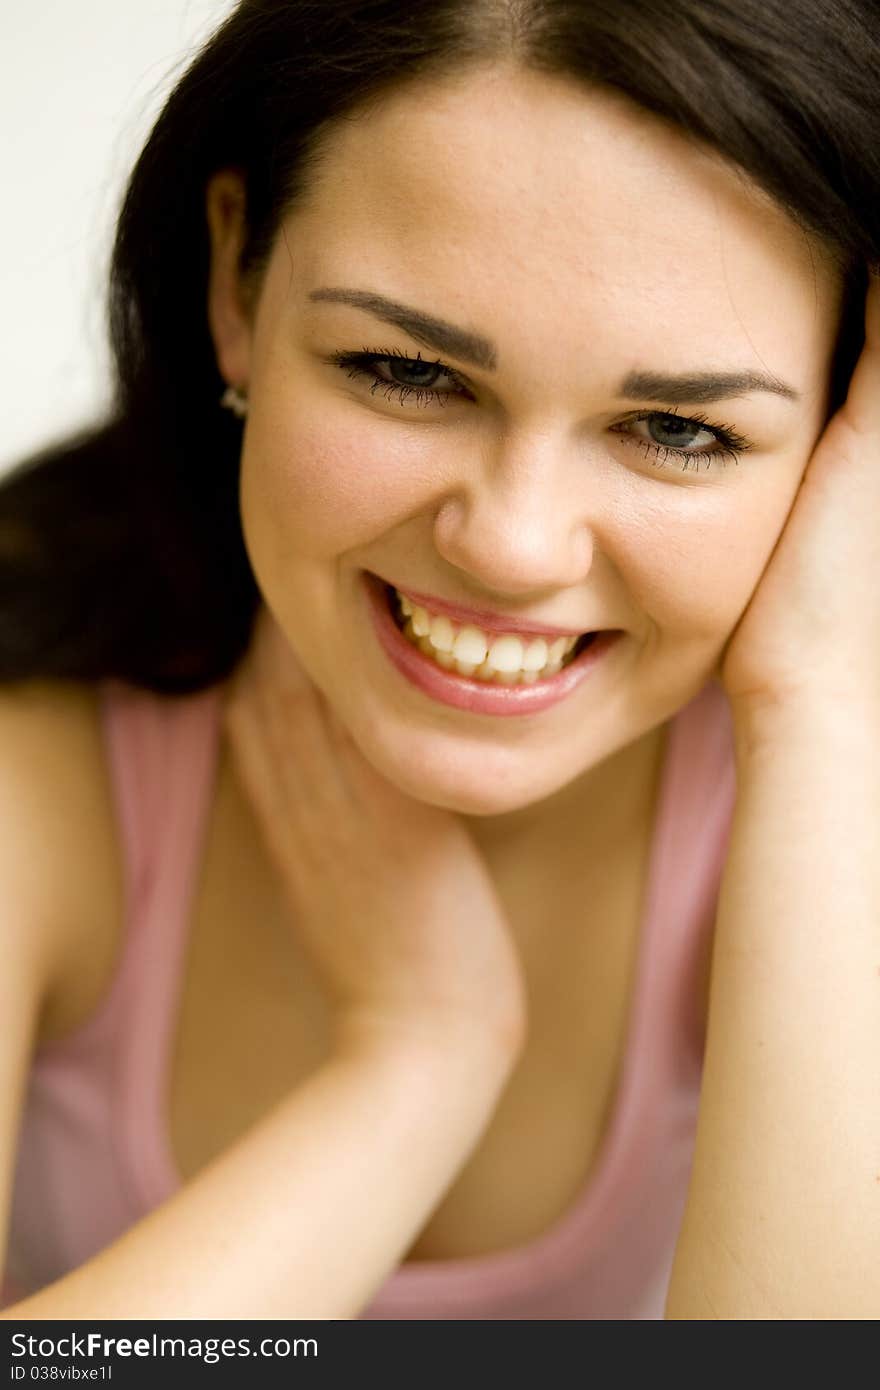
[
  {"left": 665, "top": 704, "right": 880, "bottom": 1319},
  {"left": 0, "top": 616, "right": 527, "bottom": 1321},
  {"left": 2, "top": 1025, "right": 516, "bottom": 1320}
]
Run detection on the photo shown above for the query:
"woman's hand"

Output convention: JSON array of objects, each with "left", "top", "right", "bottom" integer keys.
[
  {"left": 719, "top": 269, "right": 880, "bottom": 730},
  {"left": 221, "top": 604, "right": 528, "bottom": 1060}
]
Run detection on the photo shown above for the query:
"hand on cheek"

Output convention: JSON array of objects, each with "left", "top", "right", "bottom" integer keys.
[{"left": 718, "top": 269, "right": 880, "bottom": 724}]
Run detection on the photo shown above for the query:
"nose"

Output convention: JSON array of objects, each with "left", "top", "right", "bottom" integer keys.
[{"left": 433, "top": 426, "right": 596, "bottom": 597}]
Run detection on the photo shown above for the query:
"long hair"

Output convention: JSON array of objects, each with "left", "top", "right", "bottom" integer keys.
[{"left": 2, "top": 0, "right": 878, "bottom": 693}]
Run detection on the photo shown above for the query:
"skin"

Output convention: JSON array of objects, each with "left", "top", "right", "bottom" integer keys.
[{"left": 205, "top": 63, "right": 844, "bottom": 859}]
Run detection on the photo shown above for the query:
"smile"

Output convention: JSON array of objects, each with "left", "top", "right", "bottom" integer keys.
[
  {"left": 389, "top": 585, "right": 589, "bottom": 684},
  {"left": 362, "top": 573, "right": 621, "bottom": 717}
]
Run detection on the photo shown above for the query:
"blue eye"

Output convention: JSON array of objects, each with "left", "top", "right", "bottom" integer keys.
[
  {"left": 610, "top": 408, "right": 754, "bottom": 470},
  {"left": 326, "top": 346, "right": 466, "bottom": 409},
  {"left": 324, "top": 347, "right": 755, "bottom": 470}
]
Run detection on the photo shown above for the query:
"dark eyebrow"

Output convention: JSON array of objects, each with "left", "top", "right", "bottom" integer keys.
[
  {"left": 308, "top": 287, "right": 497, "bottom": 369},
  {"left": 617, "top": 367, "right": 800, "bottom": 405},
  {"left": 308, "top": 286, "right": 800, "bottom": 403}
]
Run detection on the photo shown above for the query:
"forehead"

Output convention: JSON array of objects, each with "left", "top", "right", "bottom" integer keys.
[{"left": 279, "top": 66, "right": 840, "bottom": 377}]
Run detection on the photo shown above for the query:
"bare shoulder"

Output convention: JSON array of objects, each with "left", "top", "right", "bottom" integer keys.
[{"left": 0, "top": 678, "right": 124, "bottom": 1045}]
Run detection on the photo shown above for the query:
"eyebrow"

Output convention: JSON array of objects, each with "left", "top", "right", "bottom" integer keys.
[
  {"left": 307, "top": 287, "right": 801, "bottom": 403},
  {"left": 309, "top": 286, "right": 498, "bottom": 371},
  {"left": 617, "top": 367, "right": 800, "bottom": 405}
]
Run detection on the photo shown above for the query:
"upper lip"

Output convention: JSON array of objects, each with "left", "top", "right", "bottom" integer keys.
[{"left": 373, "top": 574, "right": 595, "bottom": 638}]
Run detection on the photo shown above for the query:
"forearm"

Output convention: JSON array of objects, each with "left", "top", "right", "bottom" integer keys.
[
  {"left": 666, "top": 703, "right": 880, "bottom": 1319},
  {"left": 2, "top": 1029, "right": 515, "bottom": 1320}
]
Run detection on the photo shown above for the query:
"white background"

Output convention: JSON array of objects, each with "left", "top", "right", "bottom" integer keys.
[{"left": 0, "top": 1, "right": 238, "bottom": 476}]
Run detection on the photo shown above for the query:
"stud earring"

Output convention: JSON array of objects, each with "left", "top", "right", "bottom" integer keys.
[{"left": 220, "top": 384, "right": 249, "bottom": 418}]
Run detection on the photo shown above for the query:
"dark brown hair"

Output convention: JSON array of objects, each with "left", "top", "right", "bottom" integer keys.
[{"left": 2, "top": 0, "right": 878, "bottom": 693}]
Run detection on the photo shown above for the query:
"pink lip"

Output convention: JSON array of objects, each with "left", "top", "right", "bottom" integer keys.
[
  {"left": 362, "top": 572, "right": 620, "bottom": 717},
  {"left": 379, "top": 576, "right": 586, "bottom": 639}
]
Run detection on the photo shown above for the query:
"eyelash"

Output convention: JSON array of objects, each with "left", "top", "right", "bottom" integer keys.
[{"left": 323, "top": 346, "right": 755, "bottom": 471}]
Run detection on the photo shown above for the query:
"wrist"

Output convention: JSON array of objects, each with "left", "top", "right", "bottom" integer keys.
[
  {"left": 730, "top": 690, "right": 879, "bottom": 764},
  {"left": 332, "top": 1007, "right": 526, "bottom": 1077}
]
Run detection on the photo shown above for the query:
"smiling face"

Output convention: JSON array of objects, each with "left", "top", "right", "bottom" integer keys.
[{"left": 206, "top": 64, "right": 843, "bottom": 824}]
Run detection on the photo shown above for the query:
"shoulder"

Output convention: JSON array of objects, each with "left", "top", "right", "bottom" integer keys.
[{"left": 0, "top": 678, "right": 125, "bottom": 1045}]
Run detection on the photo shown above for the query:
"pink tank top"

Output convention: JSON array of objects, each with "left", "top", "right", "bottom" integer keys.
[{"left": 3, "top": 676, "right": 736, "bottom": 1318}]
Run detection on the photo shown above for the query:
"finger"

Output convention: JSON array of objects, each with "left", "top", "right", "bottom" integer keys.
[
  {"left": 236, "top": 608, "right": 356, "bottom": 808},
  {"left": 253, "top": 606, "right": 364, "bottom": 764},
  {"left": 839, "top": 268, "right": 880, "bottom": 439},
  {"left": 225, "top": 604, "right": 306, "bottom": 717}
]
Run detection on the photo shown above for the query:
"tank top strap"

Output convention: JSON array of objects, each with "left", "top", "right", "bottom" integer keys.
[
  {"left": 91, "top": 679, "right": 226, "bottom": 1205},
  {"left": 96, "top": 678, "right": 179, "bottom": 912},
  {"left": 39, "top": 678, "right": 226, "bottom": 1060}
]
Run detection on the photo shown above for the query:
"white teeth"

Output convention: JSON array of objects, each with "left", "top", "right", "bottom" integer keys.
[
  {"left": 398, "top": 603, "right": 586, "bottom": 684},
  {"left": 522, "top": 637, "right": 549, "bottom": 671},
  {"left": 411, "top": 605, "right": 431, "bottom": 637},
  {"left": 451, "top": 625, "right": 488, "bottom": 665},
  {"left": 485, "top": 634, "right": 524, "bottom": 673},
  {"left": 427, "top": 615, "right": 456, "bottom": 653},
  {"left": 394, "top": 588, "right": 579, "bottom": 668},
  {"left": 547, "top": 636, "right": 568, "bottom": 663}
]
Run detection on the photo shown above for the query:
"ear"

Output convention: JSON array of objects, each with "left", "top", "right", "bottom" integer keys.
[{"left": 205, "top": 170, "right": 255, "bottom": 390}]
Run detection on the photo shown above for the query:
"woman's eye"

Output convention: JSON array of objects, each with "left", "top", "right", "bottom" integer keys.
[
  {"left": 324, "top": 350, "right": 754, "bottom": 471},
  {"left": 325, "top": 348, "right": 468, "bottom": 408},
  {"left": 635, "top": 414, "right": 715, "bottom": 451},
  {"left": 612, "top": 410, "right": 754, "bottom": 471},
  {"left": 380, "top": 357, "right": 456, "bottom": 391}
]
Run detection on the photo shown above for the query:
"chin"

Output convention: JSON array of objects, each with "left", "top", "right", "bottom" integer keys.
[{"left": 354, "top": 721, "right": 579, "bottom": 818}]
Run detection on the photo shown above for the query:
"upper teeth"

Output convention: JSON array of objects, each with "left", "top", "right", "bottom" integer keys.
[{"left": 395, "top": 588, "right": 581, "bottom": 679}]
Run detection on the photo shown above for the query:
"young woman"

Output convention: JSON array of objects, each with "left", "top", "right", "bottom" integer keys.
[{"left": 0, "top": 0, "right": 877, "bottom": 1319}]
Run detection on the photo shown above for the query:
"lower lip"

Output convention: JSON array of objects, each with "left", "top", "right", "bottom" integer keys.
[{"left": 362, "top": 572, "right": 620, "bottom": 717}]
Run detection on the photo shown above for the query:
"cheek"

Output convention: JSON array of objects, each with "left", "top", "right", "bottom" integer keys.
[
  {"left": 238, "top": 403, "right": 433, "bottom": 562},
  {"left": 616, "top": 483, "right": 795, "bottom": 638}
]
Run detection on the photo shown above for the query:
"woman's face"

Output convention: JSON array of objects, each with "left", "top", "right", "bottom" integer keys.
[{"left": 207, "top": 65, "right": 842, "bottom": 821}]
